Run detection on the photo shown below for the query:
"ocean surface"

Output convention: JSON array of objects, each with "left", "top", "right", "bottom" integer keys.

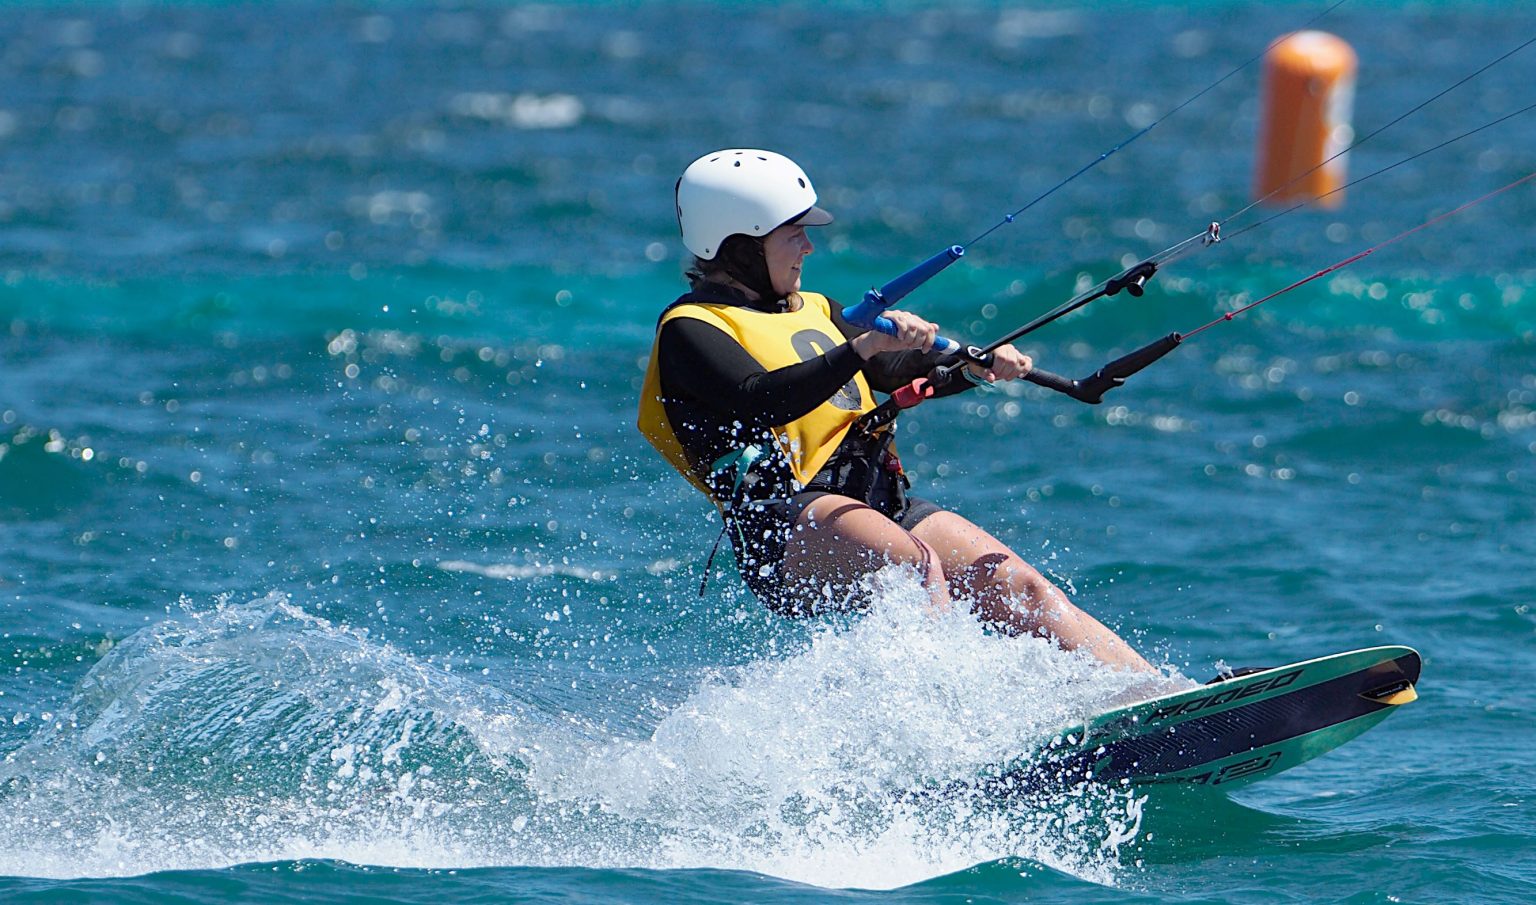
[{"left": 2, "top": 0, "right": 1534, "bottom": 902}]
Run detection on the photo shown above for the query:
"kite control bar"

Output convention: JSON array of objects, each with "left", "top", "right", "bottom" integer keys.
[{"left": 841, "top": 245, "right": 968, "bottom": 355}]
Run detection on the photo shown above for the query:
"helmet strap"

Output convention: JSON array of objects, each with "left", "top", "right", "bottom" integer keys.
[{"left": 714, "top": 234, "right": 781, "bottom": 305}]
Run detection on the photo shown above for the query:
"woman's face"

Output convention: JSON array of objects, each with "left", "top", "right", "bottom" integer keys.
[{"left": 763, "top": 222, "right": 814, "bottom": 297}]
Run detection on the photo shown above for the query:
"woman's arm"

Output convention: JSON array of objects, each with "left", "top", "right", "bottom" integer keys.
[{"left": 657, "top": 317, "right": 867, "bottom": 425}]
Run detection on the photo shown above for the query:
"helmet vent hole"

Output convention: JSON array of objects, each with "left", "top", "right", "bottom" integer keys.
[
  {"left": 798, "top": 178, "right": 806, "bottom": 188},
  {"left": 733, "top": 161, "right": 741, "bottom": 167}
]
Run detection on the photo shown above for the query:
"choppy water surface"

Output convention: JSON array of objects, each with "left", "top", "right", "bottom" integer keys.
[{"left": 2, "top": 1, "right": 1534, "bottom": 902}]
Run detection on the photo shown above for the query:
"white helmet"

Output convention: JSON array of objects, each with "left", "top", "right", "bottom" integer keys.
[{"left": 675, "top": 149, "right": 833, "bottom": 260}]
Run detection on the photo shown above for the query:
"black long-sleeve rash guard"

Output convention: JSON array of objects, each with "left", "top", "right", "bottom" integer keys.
[{"left": 655, "top": 282, "right": 973, "bottom": 487}]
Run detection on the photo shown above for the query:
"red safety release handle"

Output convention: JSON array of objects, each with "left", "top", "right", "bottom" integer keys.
[{"left": 892, "top": 377, "right": 935, "bottom": 409}]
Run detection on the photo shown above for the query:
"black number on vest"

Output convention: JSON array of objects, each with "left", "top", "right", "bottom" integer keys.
[{"left": 790, "top": 329, "right": 863, "bottom": 411}]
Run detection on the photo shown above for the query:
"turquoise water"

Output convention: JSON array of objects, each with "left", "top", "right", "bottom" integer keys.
[{"left": 2, "top": 1, "right": 1534, "bottom": 901}]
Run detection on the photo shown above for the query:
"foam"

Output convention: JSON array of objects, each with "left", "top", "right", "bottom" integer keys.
[
  {"left": 539, "top": 566, "right": 1154, "bottom": 887},
  {"left": 0, "top": 580, "right": 1165, "bottom": 888}
]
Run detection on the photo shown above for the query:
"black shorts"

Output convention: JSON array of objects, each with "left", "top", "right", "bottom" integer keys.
[{"left": 726, "top": 491, "right": 942, "bottom": 616}]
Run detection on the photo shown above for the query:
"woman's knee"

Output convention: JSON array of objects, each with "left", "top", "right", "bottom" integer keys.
[
  {"left": 953, "top": 552, "right": 1054, "bottom": 602},
  {"left": 1004, "top": 560, "right": 1060, "bottom": 604}
]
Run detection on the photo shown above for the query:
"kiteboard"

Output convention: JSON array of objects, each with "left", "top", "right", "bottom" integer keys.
[{"left": 984, "top": 645, "right": 1421, "bottom": 794}]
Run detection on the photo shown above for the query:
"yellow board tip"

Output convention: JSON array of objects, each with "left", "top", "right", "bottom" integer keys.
[{"left": 1363, "top": 682, "right": 1418, "bottom": 706}]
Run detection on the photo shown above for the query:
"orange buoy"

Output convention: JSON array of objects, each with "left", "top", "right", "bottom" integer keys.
[{"left": 1253, "top": 31, "right": 1358, "bottom": 208}]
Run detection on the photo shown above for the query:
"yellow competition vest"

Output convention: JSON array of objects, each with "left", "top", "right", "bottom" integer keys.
[{"left": 636, "top": 291, "right": 875, "bottom": 497}]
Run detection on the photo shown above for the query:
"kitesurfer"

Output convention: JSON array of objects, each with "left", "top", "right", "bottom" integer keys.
[{"left": 638, "top": 149, "right": 1157, "bottom": 673}]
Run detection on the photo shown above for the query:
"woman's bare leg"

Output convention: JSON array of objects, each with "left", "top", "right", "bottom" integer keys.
[
  {"left": 911, "top": 511, "right": 1157, "bottom": 673},
  {"left": 776, "top": 496, "right": 1154, "bottom": 673},
  {"left": 778, "top": 494, "right": 950, "bottom": 613}
]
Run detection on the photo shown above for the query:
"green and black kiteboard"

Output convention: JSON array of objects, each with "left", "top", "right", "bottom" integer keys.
[{"left": 986, "top": 646, "right": 1421, "bottom": 794}]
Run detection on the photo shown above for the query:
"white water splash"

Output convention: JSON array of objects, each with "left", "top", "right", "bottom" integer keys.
[
  {"left": 0, "top": 595, "right": 580, "bottom": 878},
  {"left": 536, "top": 566, "right": 1160, "bottom": 888},
  {"left": 0, "top": 581, "right": 1166, "bottom": 888}
]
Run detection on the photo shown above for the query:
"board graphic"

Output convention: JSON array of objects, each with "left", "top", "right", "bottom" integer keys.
[{"left": 987, "top": 646, "right": 1421, "bottom": 793}]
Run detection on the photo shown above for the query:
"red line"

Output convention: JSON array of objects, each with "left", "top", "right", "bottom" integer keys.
[{"left": 1180, "top": 171, "right": 1536, "bottom": 340}]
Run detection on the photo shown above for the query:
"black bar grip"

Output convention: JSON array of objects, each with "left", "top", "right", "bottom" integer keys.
[
  {"left": 1072, "top": 332, "right": 1182, "bottom": 402},
  {"left": 1101, "top": 331, "right": 1183, "bottom": 379},
  {"left": 1023, "top": 368, "right": 1085, "bottom": 399},
  {"left": 1023, "top": 332, "right": 1183, "bottom": 405}
]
